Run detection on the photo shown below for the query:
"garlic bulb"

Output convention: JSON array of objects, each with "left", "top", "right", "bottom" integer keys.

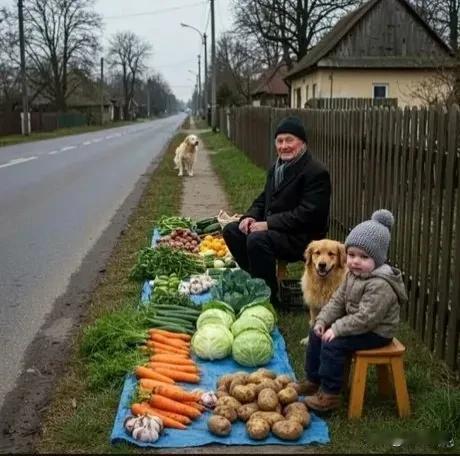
[
  {"left": 124, "top": 414, "right": 163, "bottom": 443},
  {"left": 124, "top": 415, "right": 138, "bottom": 433},
  {"left": 200, "top": 391, "right": 218, "bottom": 409}
]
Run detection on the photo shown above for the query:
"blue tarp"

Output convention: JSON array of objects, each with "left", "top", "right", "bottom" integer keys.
[
  {"left": 110, "top": 328, "right": 330, "bottom": 448},
  {"left": 112, "top": 224, "right": 330, "bottom": 448}
]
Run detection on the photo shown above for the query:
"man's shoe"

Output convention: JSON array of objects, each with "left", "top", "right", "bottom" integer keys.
[
  {"left": 297, "top": 380, "right": 320, "bottom": 396},
  {"left": 304, "top": 390, "right": 341, "bottom": 412}
]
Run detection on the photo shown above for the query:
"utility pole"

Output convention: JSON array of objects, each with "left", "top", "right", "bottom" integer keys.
[
  {"left": 100, "top": 57, "right": 104, "bottom": 124},
  {"left": 210, "top": 0, "right": 217, "bottom": 131},
  {"left": 203, "top": 33, "right": 208, "bottom": 122},
  {"left": 18, "top": 0, "right": 29, "bottom": 135},
  {"left": 197, "top": 54, "right": 201, "bottom": 118},
  {"left": 146, "top": 78, "right": 151, "bottom": 118}
]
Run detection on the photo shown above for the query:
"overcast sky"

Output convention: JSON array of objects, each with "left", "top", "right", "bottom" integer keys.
[{"left": 0, "top": 0, "right": 235, "bottom": 102}]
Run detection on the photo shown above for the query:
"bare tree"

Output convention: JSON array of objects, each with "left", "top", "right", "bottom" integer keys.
[
  {"left": 108, "top": 32, "right": 152, "bottom": 120},
  {"left": 14, "top": 0, "right": 102, "bottom": 110},
  {"left": 232, "top": 0, "right": 361, "bottom": 68},
  {"left": 410, "top": 0, "right": 460, "bottom": 51}
]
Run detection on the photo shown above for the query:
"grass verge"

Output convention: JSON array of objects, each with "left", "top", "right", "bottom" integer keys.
[
  {"left": 202, "top": 130, "right": 460, "bottom": 454},
  {"left": 37, "top": 133, "right": 185, "bottom": 454},
  {"left": 0, "top": 120, "right": 139, "bottom": 148}
]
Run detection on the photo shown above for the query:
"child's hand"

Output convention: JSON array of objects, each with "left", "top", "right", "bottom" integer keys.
[
  {"left": 313, "top": 324, "right": 325, "bottom": 337},
  {"left": 322, "top": 328, "right": 336, "bottom": 342}
]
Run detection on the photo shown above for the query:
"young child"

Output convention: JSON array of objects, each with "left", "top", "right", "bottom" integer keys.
[{"left": 302, "top": 209, "right": 408, "bottom": 412}]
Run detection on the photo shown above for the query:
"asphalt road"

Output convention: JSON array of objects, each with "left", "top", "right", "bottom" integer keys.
[{"left": 0, "top": 115, "right": 184, "bottom": 410}]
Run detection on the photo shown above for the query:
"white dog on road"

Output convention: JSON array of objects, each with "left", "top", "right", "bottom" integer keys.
[{"left": 174, "top": 134, "right": 199, "bottom": 177}]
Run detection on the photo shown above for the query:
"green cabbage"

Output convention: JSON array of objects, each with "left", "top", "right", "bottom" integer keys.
[
  {"left": 239, "top": 305, "right": 275, "bottom": 332},
  {"left": 191, "top": 324, "right": 234, "bottom": 360},
  {"left": 231, "top": 315, "right": 269, "bottom": 337},
  {"left": 196, "top": 308, "right": 234, "bottom": 329},
  {"left": 232, "top": 329, "right": 274, "bottom": 367}
]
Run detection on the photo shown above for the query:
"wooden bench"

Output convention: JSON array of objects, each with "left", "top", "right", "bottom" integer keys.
[{"left": 348, "top": 338, "right": 410, "bottom": 419}]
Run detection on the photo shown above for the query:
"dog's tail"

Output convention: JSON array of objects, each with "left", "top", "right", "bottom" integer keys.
[{"left": 173, "top": 150, "right": 179, "bottom": 169}]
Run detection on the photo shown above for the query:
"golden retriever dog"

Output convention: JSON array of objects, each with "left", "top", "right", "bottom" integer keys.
[
  {"left": 174, "top": 134, "right": 199, "bottom": 177},
  {"left": 301, "top": 239, "right": 347, "bottom": 330}
]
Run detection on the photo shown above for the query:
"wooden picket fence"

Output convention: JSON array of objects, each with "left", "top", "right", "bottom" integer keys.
[{"left": 219, "top": 104, "right": 460, "bottom": 373}]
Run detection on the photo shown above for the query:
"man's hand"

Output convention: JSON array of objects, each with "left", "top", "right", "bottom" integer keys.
[
  {"left": 249, "top": 221, "right": 268, "bottom": 232},
  {"left": 322, "top": 328, "right": 336, "bottom": 342},
  {"left": 313, "top": 323, "right": 325, "bottom": 337},
  {"left": 239, "top": 217, "right": 255, "bottom": 234}
]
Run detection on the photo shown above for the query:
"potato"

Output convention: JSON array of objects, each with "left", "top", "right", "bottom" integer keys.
[
  {"left": 278, "top": 386, "right": 299, "bottom": 405},
  {"left": 246, "top": 372, "right": 268, "bottom": 384},
  {"left": 255, "top": 368, "right": 276, "bottom": 379},
  {"left": 275, "top": 403, "right": 283, "bottom": 414},
  {"left": 275, "top": 374, "right": 293, "bottom": 387},
  {"left": 273, "top": 378, "right": 285, "bottom": 392},
  {"left": 232, "top": 384, "right": 258, "bottom": 404},
  {"left": 216, "top": 396, "right": 241, "bottom": 411},
  {"left": 254, "top": 378, "right": 278, "bottom": 394},
  {"left": 216, "top": 390, "right": 230, "bottom": 399},
  {"left": 246, "top": 417, "right": 270, "bottom": 440},
  {"left": 213, "top": 405, "right": 238, "bottom": 423},
  {"left": 286, "top": 381, "right": 302, "bottom": 394},
  {"left": 245, "top": 383, "right": 258, "bottom": 395},
  {"left": 250, "top": 411, "right": 284, "bottom": 427},
  {"left": 237, "top": 402, "right": 259, "bottom": 422},
  {"left": 229, "top": 377, "right": 247, "bottom": 395},
  {"left": 271, "top": 419, "right": 304, "bottom": 440},
  {"left": 285, "top": 409, "right": 311, "bottom": 429},
  {"left": 216, "top": 374, "right": 233, "bottom": 391},
  {"left": 207, "top": 415, "right": 232, "bottom": 436},
  {"left": 283, "top": 401, "right": 308, "bottom": 416},
  {"left": 258, "top": 388, "right": 279, "bottom": 411}
]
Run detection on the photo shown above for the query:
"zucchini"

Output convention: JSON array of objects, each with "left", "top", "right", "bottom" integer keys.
[
  {"left": 196, "top": 216, "right": 218, "bottom": 229},
  {"left": 202, "top": 222, "right": 222, "bottom": 234}
]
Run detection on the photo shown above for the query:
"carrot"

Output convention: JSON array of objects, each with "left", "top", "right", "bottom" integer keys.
[
  {"left": 145, "top": 406, "right": 192, "bottom": 425},
  {"left": 149, "top": 394, "right": 201, "bottom": 419},
  {"left": 146, "top": 340, "right": 190, "bottom": 355},
  {"left": 150, "top": 354, "right": 195, "bottom": 365},
  {"left": 135, "top": 366, "right": 175, "bottom": 384},
  {"left": 152, "top": 384, "right": 201, "bottom": 402},
  {"left": 131, "top": 402, "right": 186, "bottom": 429},
  {"left": 139, "top": 378, "right": 179, "bottom": 391},
  {"left": 149, "top": 328, "right": 192, "bottom": 341},
  {"left": 147, "top": 362, "right": 200, "bottom": 374},
  {"left": 150, "top": 333, "right": 190, "bottom": 349},
  {"left": 183, "top": 401, "right": 206, "bottom": 412},
  {"left": 153, "top": 367, "right": 200, "bottom": 384}
]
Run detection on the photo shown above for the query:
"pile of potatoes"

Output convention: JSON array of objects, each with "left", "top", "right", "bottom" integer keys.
[{"left": 207, "top": 368, "right": 310, "bottom": 441}]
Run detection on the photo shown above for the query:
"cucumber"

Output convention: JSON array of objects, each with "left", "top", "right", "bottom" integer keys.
[
  {"left": 196, "top": 216, "right": 218, "bottom": 229},
  {"left": 155, "top": 310, "right": 197, "bottom": 322},
  {"left": 151, "top": 323, "right": 194, "bottom": 335},
  {"left": 148, "top": 316, "right": 195, "bottom": 328},
  {"left": 151, "top": 304, "right": 200, "bottom": 314}
]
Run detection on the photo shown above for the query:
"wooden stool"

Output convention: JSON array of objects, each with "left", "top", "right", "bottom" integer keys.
[
  {"left": 348, "top": 338, "right": 410, "bottom": 419},
  {"left": 276, "top": 260, "right": 288, "bottom": 282}
]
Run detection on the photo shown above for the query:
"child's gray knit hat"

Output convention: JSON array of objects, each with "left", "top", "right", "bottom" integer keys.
[{"left": 344, "top": 209, "right": 394, "bottom": 267}]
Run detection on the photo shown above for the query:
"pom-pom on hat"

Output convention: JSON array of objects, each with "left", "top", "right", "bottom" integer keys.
[
  {"left": 345, "top": 209, "right": 394, "bottom": 267},
  {"left": 274, "top": 116, "right": 307, "bottom": 143}
]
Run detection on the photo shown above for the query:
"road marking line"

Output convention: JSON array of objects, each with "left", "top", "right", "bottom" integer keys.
[
  {"left": 92, "top": 138, "right": 102, "bottom": 143},
  {"left": 0, "top": 156, "right": 38, "bottom": 169},
  {"left": 83, "top": 141, "right": 92, "bottom": 146},
  {"left": 48, "top": 150, "right": 59, "bottom": 155},
  {"left": 60, "top": 145, "right": 76, "bottom": 152}
]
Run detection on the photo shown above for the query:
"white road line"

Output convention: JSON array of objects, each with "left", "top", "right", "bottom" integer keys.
[
  {"left": 92, "top": 138, "right": 102, "bottom": 143},
  {"left": 0, "top": 156, "right": 38, "bottom": 169},
  {"left": 82, "top": 141, "right": 92, "bottom": 146},
  {"left": 48, "top": 150, "right": 59, "bottom": 155},
  {"left": 60, "top": 145, "right": 76, "bottom": 152},
  {"left": 105, "top": 135, "right": 114, "bottom": 139}
]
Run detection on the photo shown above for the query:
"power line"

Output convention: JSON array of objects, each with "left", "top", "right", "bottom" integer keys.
[{"left": 104, "top": 1, "right": 206, "bottom": 19}]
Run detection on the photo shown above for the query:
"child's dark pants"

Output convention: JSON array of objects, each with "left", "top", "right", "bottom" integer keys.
[{"left": 305, "top": 328, "right": 391, "bottom": 394}]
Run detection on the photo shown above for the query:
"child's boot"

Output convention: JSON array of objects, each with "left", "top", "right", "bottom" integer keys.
[
  {"left": 297, "top": 379, "right": 320, "bottom": 395},
  {"left": 304, "top": 390, "right": 341, "bottom": 412}
]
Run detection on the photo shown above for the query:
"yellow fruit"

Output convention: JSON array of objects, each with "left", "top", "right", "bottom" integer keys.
[{"left": 205, "top": 235, "right": 213, "bottom": 241}]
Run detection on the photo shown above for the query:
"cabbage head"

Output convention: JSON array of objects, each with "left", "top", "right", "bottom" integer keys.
[
  {"left": 231, "top": 315, "right": 269, "bottom": 337},
  {"left": 238, "top": 305, "right": 275, "bottom": 332},
  {"left": 191, "top": 324, "right": 234, "bottom": 360},
  {"left": 196, "top": 308, "right": 234, "bottom": 329},
  {"left": 232, "top": 329, "right": 274, "bottom": 367}
]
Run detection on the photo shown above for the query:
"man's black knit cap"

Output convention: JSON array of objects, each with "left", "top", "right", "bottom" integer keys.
[{"left": 274, "top": 116, "right": 307, "bottom": 142}]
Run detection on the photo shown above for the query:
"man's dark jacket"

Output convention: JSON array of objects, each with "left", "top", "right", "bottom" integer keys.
[{"left": 242, "top": 150, "right": 331, "bottom": 261}]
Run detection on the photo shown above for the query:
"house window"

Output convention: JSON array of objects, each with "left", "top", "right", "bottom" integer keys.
[
  {"left": 295, "top": 88, "right": 301, "bottom": 108},
  {"left": 373, "top": 83, "right": 389, "bottom": 99},
  {"left": 312, "top": 83, "right": 317, "bottom": 99}
]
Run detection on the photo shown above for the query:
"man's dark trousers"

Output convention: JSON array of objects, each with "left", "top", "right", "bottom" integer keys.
[
  {"left": 222, "top": 221, "right": 279, "bottom": 303},
  {"left": 305, "top": 328, "right": 391, "bottom": 394}
]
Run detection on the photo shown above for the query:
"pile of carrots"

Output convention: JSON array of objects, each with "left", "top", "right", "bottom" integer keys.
[{"left": 131, "top": 328, "right": 204, "bottom": 429}]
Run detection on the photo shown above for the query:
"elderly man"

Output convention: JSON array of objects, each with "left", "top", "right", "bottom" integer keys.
[{"left": 222, "top": 116, "right": 331, "bottom": 307}]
